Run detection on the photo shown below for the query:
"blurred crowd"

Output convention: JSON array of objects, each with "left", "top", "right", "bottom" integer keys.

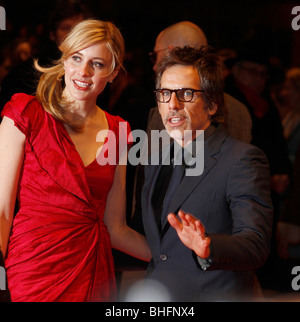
[{"left": 219, "top": 45, "right": 300, "bottom": 293}]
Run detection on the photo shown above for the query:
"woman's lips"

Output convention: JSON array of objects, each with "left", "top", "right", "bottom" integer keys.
[{"left": 73, "top": 80, "right": 92, "bottom": 90}]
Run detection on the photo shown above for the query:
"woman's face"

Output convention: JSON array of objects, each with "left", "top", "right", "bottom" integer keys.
[
  {"left": 281, "top": 79, "right": 300, "bottom": 110},
  {"left": 63, "top": 42, "right": 117, "bottom": 104}
]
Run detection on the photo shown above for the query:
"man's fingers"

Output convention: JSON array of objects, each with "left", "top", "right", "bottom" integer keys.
[
  {"left": 178, "top": 211, "right": 190, "bottom": 226},
  {"left": 167, "top": 213, "right": 182, "bottom": 232},
  {"left": 195, "top": 220, "right": 206, "bottom": 236}
]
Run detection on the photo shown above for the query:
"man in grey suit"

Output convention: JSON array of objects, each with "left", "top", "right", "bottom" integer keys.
[{"left": 138, "top": 46, "right": 273, "bottom": 301}]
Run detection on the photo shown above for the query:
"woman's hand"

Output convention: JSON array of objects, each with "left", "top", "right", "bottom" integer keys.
[{"left": 168, "top": 209, "right": 211, "bottom": 259}]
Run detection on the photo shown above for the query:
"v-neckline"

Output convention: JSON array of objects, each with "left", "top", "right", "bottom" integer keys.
[{"left": 60, "top": 110, "right": 110, "bottom": 168}]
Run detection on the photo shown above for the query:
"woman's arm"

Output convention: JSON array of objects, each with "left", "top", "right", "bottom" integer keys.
[
  {"left": 104, "top": 163, "right": 151, "bottom": 262},
  {"left": 0, "top": 117, "right": 25, "bottom": 259}
]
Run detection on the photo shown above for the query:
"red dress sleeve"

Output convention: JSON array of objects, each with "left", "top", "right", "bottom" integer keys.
[{"left": 1, "top": 93, "right": 42, "bottom": 138}]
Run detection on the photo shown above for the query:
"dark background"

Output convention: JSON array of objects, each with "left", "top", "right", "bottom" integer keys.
[{"left": 1, "top": 0, "right": 300, "bottom": 67}]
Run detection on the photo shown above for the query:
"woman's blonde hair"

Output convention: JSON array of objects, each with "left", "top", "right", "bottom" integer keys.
[{"left": 35, "top": 19, "right": 125, "bottom": 125}]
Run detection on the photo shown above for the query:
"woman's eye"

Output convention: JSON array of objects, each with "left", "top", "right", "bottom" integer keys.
[
  {"left": 93, "top": 62, "right": 104, "bottom": 68},
  {"left": 71, "top": 55, "right": 81, "bottom": 62}
]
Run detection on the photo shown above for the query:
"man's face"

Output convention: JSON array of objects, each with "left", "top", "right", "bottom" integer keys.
[
  {"left": 152, "top": 47, "right": 170, "bottom": 73},
  {"left": 281, "top": 78, "right": 300, "bottom": 109},
  {"left": 158, "top": 64, "right": 216, "bottom": 146},
  {"left": 152, "top": 34, "right": 171, "bottom": 73},
  {"left": 235, "top": 61, "right": 267, "bottom": 94},
  {"left": 52, "top": 16, "right": 84, "bottom": 45}
]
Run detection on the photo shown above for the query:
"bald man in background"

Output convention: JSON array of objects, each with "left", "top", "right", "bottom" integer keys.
[
  {"left": 147, "top": 21, "right": 252, "bottom": 144},
  {"left": 152, "top": 21, "right": 208, "bottom": 73}
]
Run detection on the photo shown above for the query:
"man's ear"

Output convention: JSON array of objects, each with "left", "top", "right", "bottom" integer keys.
[{"left": 208, "top": 103, "right": 218, "bottom": 116}]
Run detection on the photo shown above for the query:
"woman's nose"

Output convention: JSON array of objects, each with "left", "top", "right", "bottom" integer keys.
[{"left": 79, "top": 63, "right": 92, "bottom": 77}]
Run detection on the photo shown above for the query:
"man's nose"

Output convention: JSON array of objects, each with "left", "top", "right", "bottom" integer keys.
[{"left": 168, "top": 92, "right": 182, "bottom": 110}]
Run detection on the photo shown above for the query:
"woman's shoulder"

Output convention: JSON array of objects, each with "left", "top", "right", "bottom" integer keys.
[
  {"left": 104, "top": 110, "right": 131, "bottom": 133},
  {"left": 9, "top": 93, "right": 36, "bottom": 103},
  {"left": 1, "top": 93, "right": 46, "bottom": 137},
  {"left": 4, "top": 93, "right": 43, "bottom": 116},
  {"left": 104, "top": 110, "right": 128, "bottom": 124}
]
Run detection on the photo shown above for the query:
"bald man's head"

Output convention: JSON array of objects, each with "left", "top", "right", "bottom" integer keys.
[{"left": 152, "top": 21, "right": 208, "bottom": 72}]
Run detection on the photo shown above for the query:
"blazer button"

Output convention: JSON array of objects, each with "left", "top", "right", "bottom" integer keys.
[{"left": 160, "top": 254, "right": 168, "bottom": 261}]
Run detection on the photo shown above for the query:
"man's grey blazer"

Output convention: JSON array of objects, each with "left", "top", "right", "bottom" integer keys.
[{"left": 141, "top": 124, "right": 273, "bottom": 301}]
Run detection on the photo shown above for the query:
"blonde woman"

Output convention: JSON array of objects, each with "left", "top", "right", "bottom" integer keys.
[{"left": 0, "top": 19, "right": 151, "bottom": 302}]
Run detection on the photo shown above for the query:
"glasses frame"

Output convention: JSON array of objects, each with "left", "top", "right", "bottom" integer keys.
[{"left": 154, "top": 88, "right": 205, "bottom": 103}]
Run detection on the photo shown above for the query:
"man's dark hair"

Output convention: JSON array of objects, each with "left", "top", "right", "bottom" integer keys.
[{"left": 156, "top": 46, "right": 225, "bottom": 123}]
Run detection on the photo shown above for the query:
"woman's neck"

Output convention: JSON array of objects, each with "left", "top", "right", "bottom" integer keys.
[{"left": 62, "top": 89, "right": 100, "bottom": 126}]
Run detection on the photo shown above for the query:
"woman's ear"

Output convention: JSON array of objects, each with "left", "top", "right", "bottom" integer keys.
[{"left": 108, "top": 67, "right": 120, "bottom": 84}]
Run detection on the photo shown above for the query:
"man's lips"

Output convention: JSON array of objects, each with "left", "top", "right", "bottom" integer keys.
[{"left": 168, "top": 116, "right": 185, "bottom": 126}]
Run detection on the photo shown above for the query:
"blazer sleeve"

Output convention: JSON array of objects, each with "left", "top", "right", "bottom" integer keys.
[{"left": 209, "top": 145, "right": 273, "bottom": 271}]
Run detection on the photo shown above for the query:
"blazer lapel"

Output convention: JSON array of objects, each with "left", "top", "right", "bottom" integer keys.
[
  {"left": 144, "top": 145, "right": 174, "bottom": 238},
  {"left": 161, "top": 124, "right": 228, "bottom": 230}
]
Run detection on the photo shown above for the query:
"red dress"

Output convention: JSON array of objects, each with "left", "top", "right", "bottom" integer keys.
[{"left": 2, "top": 93, "right": 130, "bottom": 302}]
